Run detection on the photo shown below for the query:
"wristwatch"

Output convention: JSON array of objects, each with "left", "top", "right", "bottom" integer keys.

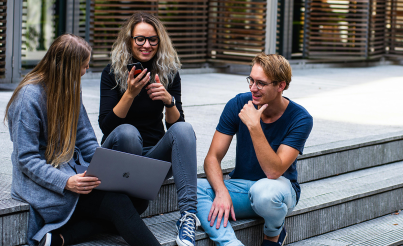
[{"left": 164, "top": 95, "right": 176, "bottom": 108}]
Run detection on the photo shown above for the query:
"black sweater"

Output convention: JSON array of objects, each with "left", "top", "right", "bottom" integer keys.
[{"left": 98, "top": 60, "right": 185, "bottom": 146}]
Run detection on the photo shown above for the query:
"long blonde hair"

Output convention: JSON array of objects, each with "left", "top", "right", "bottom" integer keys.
[
  {"left": 111, "top": 12, "right": 181, "bottom": 93},
  {"left": 4, "top": 34, "right": 92, "bottom": 168}
]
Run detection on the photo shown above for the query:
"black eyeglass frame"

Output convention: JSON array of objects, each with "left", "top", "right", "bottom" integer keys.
[
  {"left": 131, "top": 35, "right": 160, "bottom": 46},
  {"left": 246, "top": 76, "right": 276, "bottom": 90}
]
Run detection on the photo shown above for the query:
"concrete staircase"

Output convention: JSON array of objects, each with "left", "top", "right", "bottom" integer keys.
[
  {"left": 289, "top": 212, "right": 403, "bottom": 246},
  {"left": 1, "top": 133, "right": 403, "bottom": 246}
]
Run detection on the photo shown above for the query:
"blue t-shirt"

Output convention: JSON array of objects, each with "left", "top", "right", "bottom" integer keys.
[{"left": 216, "top": 92, "right": 313, "bottom": 202}]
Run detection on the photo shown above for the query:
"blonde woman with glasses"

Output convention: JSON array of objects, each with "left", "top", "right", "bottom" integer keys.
[
  {"left": 5, "top": 34, "right": 161, "bottom": 246},
  {"left": 98, "top": 11, "right": 199, "bottom": 246}
]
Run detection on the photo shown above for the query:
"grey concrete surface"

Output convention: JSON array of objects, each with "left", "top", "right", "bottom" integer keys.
[
  {"left": 297, "top": 136, "right": 403, "bottom": 183},
  {"left": 289, "top": 210, "right": 403, "bottom": 246},
  {"left": 141, "top": 135, "right": 403, "bottom": 217},
  {"left": 72, "top": 161, "right": 403, "bottom": 245},
  {"left": 0, "top": 65, "right": 402, "bottom": 178},
  {"left": 295, "top": 160, "right": 403, "bottom": 215}
]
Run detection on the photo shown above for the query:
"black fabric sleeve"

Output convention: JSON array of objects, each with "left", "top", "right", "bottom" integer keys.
[
  {"left": 165, "top": 72, "right": 185, "bottom": 129},
  {"left": 98, "top": 65, "right": 125, "bottom": 137}
]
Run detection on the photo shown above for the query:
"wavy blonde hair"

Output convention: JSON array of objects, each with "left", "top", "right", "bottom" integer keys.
[
  {"left": 111, "top": 12, "right": 181, "bottom": 92},
  {"left": 5, "top": 34, "right": 92, "bottom": 168}
]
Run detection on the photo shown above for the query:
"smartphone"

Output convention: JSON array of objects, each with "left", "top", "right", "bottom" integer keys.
[
  {"left": 127, "top": 62, "right": 144, "bottom": 77},
  {"left": 127, "top": 62, "right": 151, "bottom": 86}
]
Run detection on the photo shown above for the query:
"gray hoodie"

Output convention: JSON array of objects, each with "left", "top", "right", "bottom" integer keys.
[{"left": 7, "top": 83, "right": 99, "bottom": 245}]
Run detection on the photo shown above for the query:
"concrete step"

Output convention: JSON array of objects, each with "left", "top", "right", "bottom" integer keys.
[
  {"left": 0, "top": 174, "right": 28, "bottom": 246},
  {"left": 286, "top": 161, "right": 403, "bottom": 243},
  {"left": 71, "top": 210, "right": 267, "bottom": 246},
  {"left": 289, "top": 210, "right": 403, "bottom": 246},
  {"left": 144, "top": 134, "right": 403, "bottom": 217},
  {"left": 1, "top": 134, "right": 403, "bottom": 245},
  {"left": 70, "top": 160, "right": 403, "bottom": 245}
]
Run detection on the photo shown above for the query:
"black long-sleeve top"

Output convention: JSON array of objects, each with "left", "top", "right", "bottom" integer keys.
[{"left": 98, "top": 59, "right": 185, "bottom": 146}]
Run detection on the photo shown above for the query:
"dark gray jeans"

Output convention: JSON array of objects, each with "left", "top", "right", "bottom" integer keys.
[{"left": 102, "top": 122, "right": 198, "bottom": 213}]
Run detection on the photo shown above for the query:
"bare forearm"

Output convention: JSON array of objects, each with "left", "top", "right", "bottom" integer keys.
[
  {"left": 204, "top": 157, "right": 228, "bottom": 195},
  {"left": 113, "top": 91, "right": 135, "bottom": 118},
  {"left": 248, "top": 125, "right": 283, "bottom": 179},
  {"left": 239, "top": 101, "right": 282, "bottom": 178},
  {"left": 204, "top": 131, "right": 233, "bottom": 196},
  {"left": 165, "top": 104, "right": 180, "bottom": 123}
]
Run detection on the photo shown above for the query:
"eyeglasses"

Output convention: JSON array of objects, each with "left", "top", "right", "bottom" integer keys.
[
  {"left": 131, "top": 36, "right": 159, "bottom": 46},
  {"left": 246, "top": 76, "right": 274, "bottom": 90}
]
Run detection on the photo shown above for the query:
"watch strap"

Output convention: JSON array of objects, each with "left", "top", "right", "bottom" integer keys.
[{"left": 165, "top": 95, "right": 176, "bottom": 108}]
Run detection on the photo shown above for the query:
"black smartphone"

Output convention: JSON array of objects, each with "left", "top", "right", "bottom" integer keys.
[
  {"left": 127, "top": 62, "right": 151, "bottom": 86},
  {"left": 127, "top": 62, "right": 144, "bottom": 77}
]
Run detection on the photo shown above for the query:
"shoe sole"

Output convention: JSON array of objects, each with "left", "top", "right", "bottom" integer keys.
[
  {"left": 39, "top": 233, "right": 51, "bottom": 246},
  {"left": 176, "top": 236, "right": 193, "bottom": 246}
]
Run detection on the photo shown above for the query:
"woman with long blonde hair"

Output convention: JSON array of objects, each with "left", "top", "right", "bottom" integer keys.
[
  {"left": 99, "top": 12, "right": 199, "bottom": 246},
  {"left": 6, "top": 34, "right": 160, "bottom": 246}
]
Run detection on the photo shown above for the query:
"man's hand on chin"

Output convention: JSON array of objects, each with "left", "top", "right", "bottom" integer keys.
[{"left": 239, "top": 100, "right": 268, "bottom": 129}]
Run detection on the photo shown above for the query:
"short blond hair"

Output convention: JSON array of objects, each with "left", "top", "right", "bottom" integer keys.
[{"left": 252, "top": 53, "right": 292, "bottom": 90}]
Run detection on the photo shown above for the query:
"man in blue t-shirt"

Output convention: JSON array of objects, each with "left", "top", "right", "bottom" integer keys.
[{"left": 196, "top": 54, "right": 313, "bottom": 246}]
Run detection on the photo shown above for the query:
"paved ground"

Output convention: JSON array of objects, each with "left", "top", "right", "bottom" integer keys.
[{"left": 0, "top": 65, "right": 402, "bottom": 176}]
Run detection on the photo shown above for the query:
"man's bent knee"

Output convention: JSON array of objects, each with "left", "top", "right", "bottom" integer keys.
[
  {"left": 248, "top": 177, "right": 294, "bottom": 217},
  {"left": 249, "top": 177, "right": 292, "bottom": 200}
]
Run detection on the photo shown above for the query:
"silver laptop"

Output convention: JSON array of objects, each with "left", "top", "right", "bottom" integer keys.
[{"left": 84, "top": 147, "right": 171, "bottom": 200}]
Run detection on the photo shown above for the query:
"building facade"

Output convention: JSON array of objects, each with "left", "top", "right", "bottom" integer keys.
[{"left": 1, "top": 0, "right": 402, "bottom": 83}]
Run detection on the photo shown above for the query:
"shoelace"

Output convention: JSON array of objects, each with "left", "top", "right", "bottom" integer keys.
[{"left": 178, "top": 212, "right": 201, "bottom": 241}]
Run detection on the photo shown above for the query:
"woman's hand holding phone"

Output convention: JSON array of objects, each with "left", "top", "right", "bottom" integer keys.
[
  {"left": 113, "top": 64, "right": 150, "bottom": 118},
  {"left": 126, "top": 67, "right": 150, "bottom": 98}
]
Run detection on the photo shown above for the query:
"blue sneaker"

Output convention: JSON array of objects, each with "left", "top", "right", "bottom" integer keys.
[{"left": 176, "top": 211, "right": 201, "bottom": 246}]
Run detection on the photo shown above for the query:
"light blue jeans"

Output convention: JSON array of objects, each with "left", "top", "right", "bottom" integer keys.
[
  {"left": 196, "top": 177, "right": 296, "bottom": 246},
  {"left": 102, "top": 122, "right": 198, "bottom": 213}
]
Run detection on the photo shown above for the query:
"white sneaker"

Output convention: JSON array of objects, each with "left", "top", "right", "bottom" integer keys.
[{"left": 38, "top": 233, "right": 52, "bottom": 246}]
